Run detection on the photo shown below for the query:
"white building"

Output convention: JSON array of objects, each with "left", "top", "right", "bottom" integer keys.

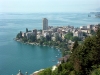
[
  {"left": 43, "top": 32, "right": 49, "bottom": 37},
  {"left": 80, "top": 26, "right": 87, "bottom": 29},
  {"left": 37, "top": 34, "right": 43, "bottom": 39},
  {"left": 87, "top": 25, "right": 94, "bottom": 29},
  {"left": 43, "top": 18, "right": 48, "bottom": 30},
  {"left": 22, "top": 33, "right": 26, "bottom": 37},
  {"left": 73, "top": 31, "right": 83, "bottom": 38}
]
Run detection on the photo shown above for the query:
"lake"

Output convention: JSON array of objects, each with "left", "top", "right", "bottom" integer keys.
[{"left": 0, "top": 12, "right": 99, "bottom": 75}]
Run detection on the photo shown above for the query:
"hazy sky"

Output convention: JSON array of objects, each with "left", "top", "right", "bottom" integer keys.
[{"left": 0, "top": 0, "right": 100, "bottom": 13}]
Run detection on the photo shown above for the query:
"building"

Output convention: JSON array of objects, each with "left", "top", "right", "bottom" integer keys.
[
  {"left": 73, "top": 31, "right": 83, "bottom": 38},
  {"left": 54, "top": 32, "right": 59, "bottom": 37},
  {"left": 32, "top": 29, "right": 37, "bottom": 36},
  {"left": 43, "top": 18, "right": 48, "bottom": 30},
  {"left": 16, "top": 70, "right": 23, "bottom": 75},
  {"left": 22, "top": 33, "right": 26, "bottom": 37},
  {"left": 80, "top": 26, "right": 87, "bottom": 29},
  {"left": 87, "top": 24, "right": 94, "bottom": 29},
  {"left": 37, "top": 34, "right": 43, "bottom": 39},
  {"left": 26, "top": 32, "right": 35, "bottom": 39}
]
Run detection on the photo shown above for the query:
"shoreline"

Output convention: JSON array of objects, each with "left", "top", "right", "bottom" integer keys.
[
  {"left": 30, "top": 65, "right": 58, "bottom": 75},
  {"left": 14, "top": 38, "right": 62, "bottom": 51}
]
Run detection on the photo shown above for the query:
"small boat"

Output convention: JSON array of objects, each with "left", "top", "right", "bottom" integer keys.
[
  {"left": 52, "top": 60, "right": 55, "bottom": 62},
  {"left": 58, "top": 50, "right": 60, "bottom": 51},
  {"left": 51, "top": 46, "right": 53, "bottom": 48}
]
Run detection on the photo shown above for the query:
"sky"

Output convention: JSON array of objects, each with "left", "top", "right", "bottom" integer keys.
[{"left": 0, "top": 0, "right": 100, "bottom": 13}]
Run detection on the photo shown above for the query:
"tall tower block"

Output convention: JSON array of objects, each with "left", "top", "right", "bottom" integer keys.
[{"left": 43, "top": 18, "right": 48, "bottom": 30}]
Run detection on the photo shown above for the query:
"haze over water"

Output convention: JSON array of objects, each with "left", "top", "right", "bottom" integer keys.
[{"left": 0, "top": 13, "right": 100, "bottom": 75}]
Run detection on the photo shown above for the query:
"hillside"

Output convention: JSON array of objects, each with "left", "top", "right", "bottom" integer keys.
[{"left": 37, "top": 24, "right": 100, "bottom": 75}]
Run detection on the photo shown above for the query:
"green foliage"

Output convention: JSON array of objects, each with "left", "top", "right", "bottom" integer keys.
[
  {"left": 91, "top": 68, "right": 100, "bottom": 75},
  {"left": 72, "top": 41, "right": 78, "bottom": 52},
  {"left": 60, "top": 69, "right": 69, "bottom": 75},
  {"left": 16, "top": 33, "right": 20, "bottom": 39},
  {"left": 64, "top": 61, "right": 74, "bottom": 71},
  {"left": 64, "top": 32, "right": 73, "bottom": 40},
  {"left": 16, "top": 31, "right": 22, "bottom": 39},
  {"left": 52, "top": 69, "right": 58, "bottom": 75},
  {"left": 55, "top": 36, "right": 62, "bottom": 42},
  {"left": 64, "top": 32, "right": 81, "bottom": 41},
  {"left": 69, "top": 71, "right": 76, "bottom": 75},
  {"left": 38, "top": 68, "right": 52, "bottom": 75},
  {"left": 29, "top": 35, "right": 36, "bottom": 42},
  {"left": 61, "top": 58, "right": 65, "bottom": 64},
  {"left": 16, "top": 24, "right": 100, "bottom": 75},
  {"left": 70, "top": 25, "right": 100, "bottom": 75},
  {"left": 58, "top": 64, "right": 62, "bottom": 73},
  {"left": 71, "top": 36, "right": 81, "bottom": 41},
  {"left": 22, "top": 36, "right": 27, "bottom": 42}
]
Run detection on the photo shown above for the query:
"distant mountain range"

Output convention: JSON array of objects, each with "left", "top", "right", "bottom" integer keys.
[
  {"left": 96, "top": 8, "right": 100, "bottom": 11},
  {"left": 89, "top": 8, "right": 100, "bottom": 18}
]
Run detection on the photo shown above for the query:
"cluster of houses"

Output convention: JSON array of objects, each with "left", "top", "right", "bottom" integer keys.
[
  {"left": 21, "top": 24, "right": 97, "bottom": 42},
  {"left": 19, "top": 18, "right": 99, "bottom": 51}
]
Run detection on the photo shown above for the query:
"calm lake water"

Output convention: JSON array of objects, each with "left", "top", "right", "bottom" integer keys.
[{"left": 0, "top": 13, "right": 100, "bottom": 75}]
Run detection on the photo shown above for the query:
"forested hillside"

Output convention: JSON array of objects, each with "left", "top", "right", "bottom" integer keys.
[{"left": 38, "top": 24, "right": 100, "bottom": 75}]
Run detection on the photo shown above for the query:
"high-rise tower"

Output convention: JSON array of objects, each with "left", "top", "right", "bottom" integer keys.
[{"left": 43, "top": 18, "right": 48, "bottom": 30}]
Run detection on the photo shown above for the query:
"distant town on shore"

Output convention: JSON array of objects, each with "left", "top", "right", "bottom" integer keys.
[{"left": 15, "top": 18, "right": 98, "bottom": 50}]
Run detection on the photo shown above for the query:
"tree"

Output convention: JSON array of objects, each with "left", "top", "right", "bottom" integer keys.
[
  {"left": 61, "top": 58, "right": 65, "bottom": 64},
  {"left": 58, "top": 64, "right": 62, "bottom": 73},
  {"left": 16, "top": 33, "right": 20, "bottom": 39},
  {"left": 72, "top": 41, "right": 78, "bottom": 52},
  {"left": 71, "top": 36, "right": 81, "bottom": 41},
  {"left": 19, "top": 31, "right": 22, "bottom": 38},
  {"left": 38, "top": 68, "right": 52, "bottom": 75},
  {"left": 16, "top": 31, "right": 22, "bottom": 39},
  {"left": 29, "top": 35, "right": 36, "bottom": 42},
  {"left": 64, "top": 32, "right": 73, "bottom": 40},
  {"left": 22, "top": 36, "right": 27, "bottom": 42},
  {"left": 70, "top": 25, "right": 100, "bottom": 75}
]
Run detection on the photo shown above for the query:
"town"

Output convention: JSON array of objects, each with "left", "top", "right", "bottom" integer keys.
[{"left": 16, "top": 18, "right": 97, "bottom": 51}]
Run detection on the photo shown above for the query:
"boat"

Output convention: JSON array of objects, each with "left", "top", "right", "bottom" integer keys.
[
  {"left": 52, "top": 60, "right": 55, "bottom": 62},
  {"left": 55, "top": 56, "right": 58, "bottom": 57}
]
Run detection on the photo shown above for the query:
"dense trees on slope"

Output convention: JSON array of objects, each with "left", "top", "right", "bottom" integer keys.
[{"left": 70, "top": 24, "right": 100, "bottom": 75}]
